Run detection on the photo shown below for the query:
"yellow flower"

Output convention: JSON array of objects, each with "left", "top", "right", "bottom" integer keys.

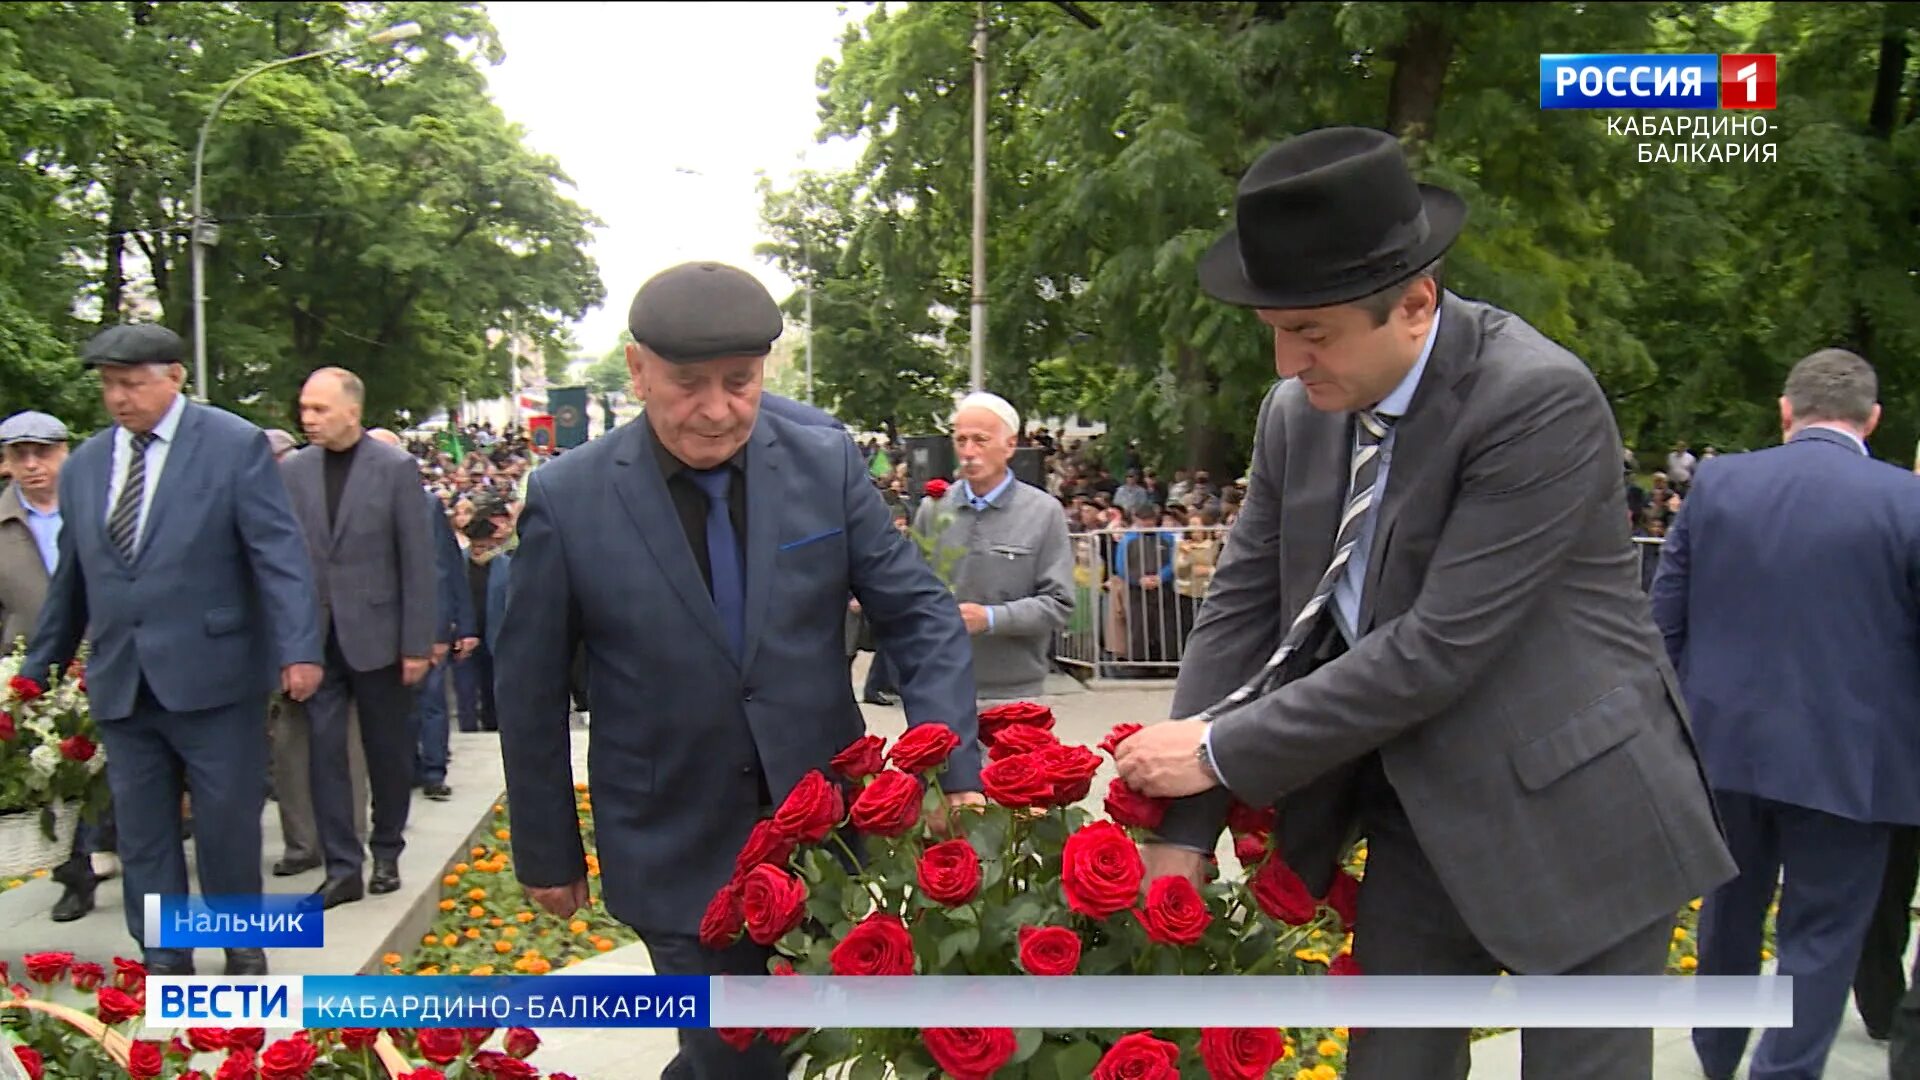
[
  {"left": 1673, "top": 927, "right": 1688, "bottom": 942},
  {"left": 383, "top": 953, "right": 403, "bottom": 966},
  {"left": 417, "top": 965, "right": 439, "bottom": 976},
  {"left": 3, "top": 880, "right": 20, "bottom": 889},
  {"left": 503, "top": 927, "right": 519, "bottom": 940},
  {"left": 570, "top": 920, "right": 589, "bottom": 934},
  {"left": 454, "top": 863, "right": 470, "bottom": 875},
  {"left": 595, "top": 939, "right": 614, "bottom": 952},
  {"left": 443, "top": 874, "right": 460, "bottom": 887},
  {"left": 468, "top": 887, "right": 487, "bottom": 901},
  {"left": 491, "top": 917, "right": 506, "bottom": 928},
  {"left": 471, "top": 965, "right": 494, "bottom": 976},
  {"left": 516, "top": 911, "right": 535, "bottom": 924},
  {"left": 494, "top": 941, "right": 513, "bottom": 954},
  {"left": 465, "top": 929, "right": 482, "bottom": 941},
  {"left": 494, "top": 804, "right": 505, "bottom": 813},
  {"left": 495, "top": 828, "right": 511, "bottom": 841},
  {"left": 1689, "top": 898, "right": 1703, "bottom": 911},
  {"left": 1333, "top": 1027, "right": 1349, "bottom": 1039},
  {"left": 440, "top": 934, "right": 457, "bottom": 948},
  {"left": 439, "top": 899, "right": 456, "bottom": 912},
  {"left": 422, "top": 934, "right": 437, "bottom": 946},
  {"left": 1761, "top": 949, "right": 1773, "bottom": 961},
  {"left": 1679, "top": 956, "right": 1698, "bottom": 972},
  {"left": 449, "top": 965, "right": 463, "bottom": 974},
  {"left": 1293, "top": 948, "right": 1331, "bottom": 965},
  {"left": 30, "top": 869, "right": 47, "bottom": 879},
  {"left": 1317, "top": 1039, "right": 1342, "bottom": 1058},
  {"left": 1314, "top": 1066, "right": 1339, "bottom": 1080},
  {"left": 469, "top": 905, "right": 486, "bottom": 919},
  {"left": 471, "top": 845, "right": 487, "bottom": 858},
  {"left": 526, "top": 958, "right": 553, "bottom": 975}
]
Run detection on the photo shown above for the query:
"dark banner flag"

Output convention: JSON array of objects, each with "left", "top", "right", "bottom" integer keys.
[{"left": 548, "top": 385, "right": 589, "bottom": 448}]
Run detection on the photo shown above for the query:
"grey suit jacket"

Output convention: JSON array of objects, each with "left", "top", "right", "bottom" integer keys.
[
  {"left": 0, "top": 483, "right": 51, "bottom": 651},
  {"left": 281, "top": 436, "right": 437, "bottom": 672},
  {"left": 1162, "top": 292, "right": 1734, "bottom": 974}
]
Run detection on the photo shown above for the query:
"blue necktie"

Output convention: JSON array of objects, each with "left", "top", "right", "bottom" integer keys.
[{"left": 688, "top": 467, "right": 745, "bottom": 660}]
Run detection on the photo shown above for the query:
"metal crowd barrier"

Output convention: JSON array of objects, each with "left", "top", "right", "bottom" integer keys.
[{"left": 1053, "top": 529, "right": 1671, "bottom": 679}]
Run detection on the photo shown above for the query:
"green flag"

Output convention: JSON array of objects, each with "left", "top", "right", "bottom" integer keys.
[
  {"left": 436, "top": 430, "right": 465, "bottom": 464},
  {"left": 868, "top": 448, "right": 892, "bottom": 478}
]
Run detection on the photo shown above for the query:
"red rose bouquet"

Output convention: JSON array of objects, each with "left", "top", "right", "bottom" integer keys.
[
  {"left": 0, "top": 642, "right": 109, "bottom": 850},
  {"left": 705, "top": 704, "right": 1353, "bottom": 1077}
]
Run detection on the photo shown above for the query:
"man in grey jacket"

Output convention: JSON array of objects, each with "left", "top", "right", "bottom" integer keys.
[{"left": 913, "top": 392, "right": 1073, "bottom": 702}]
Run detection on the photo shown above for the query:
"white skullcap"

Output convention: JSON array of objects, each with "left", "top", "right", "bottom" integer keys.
[{"left": 952, "top": 391, "right": 1020, "bottom": 436}]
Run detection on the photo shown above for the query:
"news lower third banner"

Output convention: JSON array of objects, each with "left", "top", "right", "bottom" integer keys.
[
  {"left": 143, "top": 894, "right": 325, "bottom": 951},
  {"left": 144, "top": 975, "right": 1793, "bottom": 1032}
]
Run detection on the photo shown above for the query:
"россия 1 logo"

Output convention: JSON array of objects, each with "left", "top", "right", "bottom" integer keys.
[{"left": 1540, "top": 54, "right": 1776, "bottom": 109}]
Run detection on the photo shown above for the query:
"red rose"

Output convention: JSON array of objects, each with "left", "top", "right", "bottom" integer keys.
[
  {"left": 978, "top": 701, "right": 1054, "bottom": 739},
  {"left": 406, "top": 1072, "right": 445, "bottom": 1080},
  {"left": 339, "top": 1029, "right": 380, "bottom": 1050},
  {"left": 1060, "top": 821, "right": 1146, "bottom": 919},
  {"left": 985, "top": 724, "right": 1058, "bottom": 759},
  {"left": 1330, "top": 952, "right": 1361, "bottom": 976},
  {"left": 0, "top": 714, "right": 13, "bottom": 742},
  {"left": 113, "top": 957, "right": 145, "bottom": 992},
  {"left": 23, "top": 952, "right": 71, "bottom": 983},
  {"left": 916, "top": 839, "right": 982, "bottom": 906},
  {"left": 1325, "top": 869, "right": 1360, "bottom": 930},
  {"left": 1248, "top": 856, "right": 1317, "bottom": 925},
  {"left": 468, "top": 1050, "right": 540, "bottom": 1079},
  {"left": 188, "top": 1028, "right": 231, "bottom": 1053},
  {"left": 830, "top": 735, "right": 887, "bottom": 781},
  {"left": 180, "top": 1072, "right": 207, "bottom": 1080},
  {"left": 1093, "top": 1032, "right": 1181, "bottom": 1080},
  {"left": 97, "top": 986, "right": 143, "bottom": 1024},
  {"left": 1233, "top": 833, "right": 1269, "bottom": 867},
  {"left": 1199, "top": 1028, "right": 1287, "bottom": 1080},
  {"left": 228, "top": 1029, "right": 266, "bottom": 1052},
  {"left": 1017, "top": 926, "right": 1081, "bottom": 976},
  {"left": 888, "top": 723, "right": 961, "bottom": 774},
  {"left": 415, "top": 1028, "right": 466, "bottom": 1064},
  {"left": 980, "top": 753, "right": 1054, "bottom": 808},
  {"left": 830, "top": 912, "right": 915, "bottom": 975},
  {"left": 1226, "top": 800, "right": 1276, "bottom": 837},
  {"left": 8, "top": 676, "right": 42, "bottom": 701},
  {"left": 13, "top": 1047, "right": 42, "bottom": 1080},
  {"left": 717, "top": 1028, "right": 759, "bottom": 1051},
  {"left": 258, "top": 1035, "right": 319, "bottom": 1080},
  {"left": 1037, "top": 744, "right": 1101, "bottom": 805},
  {"left": 733, "top": 819, "right": 796, "bottom": 876},
  {"left": 773, "top": 770, "right": 845, "bottom": 845},
  {"left": 698, "top": 880, "right": 745, "bottom": 949},
  {"left": 1134, "top": 875, "right": 1212, "bottom": 946},
  {"left": 848, "top": 771, "right": 923, "bottom": 837},
  {"left": 70, "top": 961, "right": 104, "bottom": 991},
  {"left": 739, "top": 863, "right": 809, "bottom": 946},
  {"left": 1099, "top": 722, "right": 1143, "bottom": 756},
  {"left": 59, "top": 734, "right": 96, "bottom": 762},
  {"left": 171, "top": 1037, "right": 193, "bottom": 1057},
  {"left": 217, "top": 1049, "right": 258, "bottom": 1080},
  {"left": 460, "top": 1028, "right": 495, "bottom": 1050},
  {"left": 503, "top": 1027, "right": 539, "bottom": 1060},
  {"left": 923, "top": 478, "right": 950, "bottom": 500},
  {"left": 1103, "top": 777, "right": 1168, "bottom": 831},
  {"left": 127, "top": 1041, "right": 165, "bottom": 1080},
  {"left": 921, "top": 1028, "right": 1018, "bottom": 1080}
]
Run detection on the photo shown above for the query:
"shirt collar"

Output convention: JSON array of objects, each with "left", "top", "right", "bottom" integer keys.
[
  {"left": 149, "top": 391, "right": 187, "bottom": 444},
  {"left": 23, "top": 500, "right": 58, "bottom": 521},
  {"left": 965, "top": 470, "right": 1017, "bottom": 509},
  {"left": 1801, "top": 423, "right": 1869, "bottom": 456},
  {"left": 650, "top": 421, "right": 745, "bottom": 479},
  {"left": 1373, "top": 307, "right": 1440, "bottom": 420}
]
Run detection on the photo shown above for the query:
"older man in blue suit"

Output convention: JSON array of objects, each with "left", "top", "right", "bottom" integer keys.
[
  {"left": 496, "top": 262, "right": 981, "bottom": 1080},
  {"left": 23, "top": 324, "right": 323, "bottom": 976},
  {"left": 1652, "top": 348, "right": 1920, "bottom": 1080}
]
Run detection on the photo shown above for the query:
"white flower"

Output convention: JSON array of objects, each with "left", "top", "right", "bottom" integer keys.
[{"left": 28, "top": 744, "right": 58, "bottom": 779}]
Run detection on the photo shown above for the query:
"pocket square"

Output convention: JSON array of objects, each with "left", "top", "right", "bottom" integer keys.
[{"left": 779, "top": 528, "right": 844, "bottom": 551}]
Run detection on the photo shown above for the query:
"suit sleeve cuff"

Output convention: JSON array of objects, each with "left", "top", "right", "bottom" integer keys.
[
  {"left": 1202, "top": 724, "right": 1232, "bottom": 795},
  {"left": 985, "top": 607, "right": 997, "bottom": 634}
]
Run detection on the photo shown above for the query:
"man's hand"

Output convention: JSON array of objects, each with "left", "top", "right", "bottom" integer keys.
[
  {"left": 1141, "top": 842, "right": 1209, "bottom": 889},
  {"left": 928, "top": 791, "right": 988, "bottom": 838},
  {"left": 281, "top": 663, "right": 323, "bottom": 703},
  {"left": 454, "top": 636, "right": 481, "bottom": 660},
  {"left": 958, "top": 603, "right": 992, "bottom": 636},
  {"left": 1140, "top": 574, "right": 1161, "bottom": 591},
  {"left": 432, "top": 642, "right": 450, "bottom": 666},
  {"left": 401, "top": 657, "right": 431, "bottom": 687},
  {"left": 1113, "top": 719, "right": 1218, "bottom": 798},
  {"left": 527, "top": 879, "right": 591, "bottom": 920}
]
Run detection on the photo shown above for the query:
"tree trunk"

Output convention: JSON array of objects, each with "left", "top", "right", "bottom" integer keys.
[
  {"left": 100, "top": 161, "right": 132, "bottom": 326},
  {"left": 1868, "top": 26, "right": 1909, "bottom": 139},
  {"left": 1385, "top": 5, "right": 1458, "bottom": 148},
  {"left": 1176, "top": 344, "right": 1242, "bottom": 478}
]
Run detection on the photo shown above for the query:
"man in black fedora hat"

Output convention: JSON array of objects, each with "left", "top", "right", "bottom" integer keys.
[{"left": 1115, "top": 127, "right": 1734, "bottom": 1078}]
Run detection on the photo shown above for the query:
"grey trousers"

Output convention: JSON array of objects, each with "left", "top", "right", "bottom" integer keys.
[{"left": 268, "top": 696, "right": 368, "bottom": 863}]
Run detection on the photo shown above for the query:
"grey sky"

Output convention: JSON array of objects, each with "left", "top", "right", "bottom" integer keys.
[{"left": 483, "top": 1, "right": 869, "bottom": 359}]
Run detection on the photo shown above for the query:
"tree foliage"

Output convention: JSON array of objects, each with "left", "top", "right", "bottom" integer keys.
[
  {"left": 761, "top": 1, "right": 1920, "bottom": 470},
  {"left": 0, "top": 0, "right": 603, "bottom": 432}
]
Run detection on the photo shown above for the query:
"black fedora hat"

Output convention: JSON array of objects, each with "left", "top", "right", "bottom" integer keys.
[{"left": 1199, "top": 127, "right": 1466, "bottom": 310}]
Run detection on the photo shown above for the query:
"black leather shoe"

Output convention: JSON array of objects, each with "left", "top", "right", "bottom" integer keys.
[
  {"left": 50, "top": 885, "right": 94, "bottom": 923},
  {"left": 423, "top": 783, "right": 452, "bottom": 801},
  {"left": 369, "top": 859, "right": 401, "bottom": 895},
  {"left": 316, "top": 875, "right": 364, "bottom": 909},
  {"left": 224, "top": 949, "right": 268, "bottom": 976},
  {"left": 145, "top": 954, "right": 194, "bottom": 976},
  {"left": 862, "top": 691, "right": 899, "bottom": 706},
  {"left": 273, "top": 854, "right": 321, "bottom": 877}
]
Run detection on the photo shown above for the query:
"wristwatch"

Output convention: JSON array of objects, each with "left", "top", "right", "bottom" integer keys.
[{"left": 1194, "top": 737, "right": 1221, "bottom": 783}]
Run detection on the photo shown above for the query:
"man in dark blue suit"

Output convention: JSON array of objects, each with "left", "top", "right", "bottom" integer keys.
[
  {"left": 24, "top": 324, "right": 324, "bottom": 976},
  {"left": 495, "top": 262, "right": 981, "bottom": 1080},
  {"left": 1652, "top": 348, "right": 1920, "bottom": 1080}
]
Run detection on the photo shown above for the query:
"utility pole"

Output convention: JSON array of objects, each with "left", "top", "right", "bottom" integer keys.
[{"left": 969, "top": 1, "right": 989, "bottom": 393}]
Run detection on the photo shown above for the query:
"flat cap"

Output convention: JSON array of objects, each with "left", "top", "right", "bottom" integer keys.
[
  {"left": 627, "top": 261, "right": 783, "bottom": 363},
  {"left": 82, "top": 323, "right": 185, "bottom": 368},
  {"left": 469, "top": 491, "right": 513, "bottom": 519},
  {"left": 0, "top": 411, "right": 70, "bottom": 445}
]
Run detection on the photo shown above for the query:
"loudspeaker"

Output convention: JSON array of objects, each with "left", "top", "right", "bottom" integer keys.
[
  {"left": 904, "top": 436, "right": 955, "bottom": 496},
  {"left": 1012, "top": 446, "right": 1043, "bottom": 489}
]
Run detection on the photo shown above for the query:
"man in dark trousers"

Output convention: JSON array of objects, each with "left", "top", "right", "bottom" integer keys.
[
  {"left": 24, "top": 324, "right": 323, "bottom": 975},
  {"left": 1652, "top": 348, "right": 1920, "bottom": 1080},
  {"left": 281, "top": 368, "right": 436, "bottom": 906},
  {"left": 495, "top": 261, "right": 981, "bottom": 1080},
  {"left": 1115, "top": 127, "right": 1733, "bottom": 1080}
]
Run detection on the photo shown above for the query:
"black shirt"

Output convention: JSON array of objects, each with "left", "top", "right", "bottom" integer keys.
[
  {"left": 650, "top": 430, "right": 748, "bottom": 596},
  {"left": 324, "top": 439, "right": 361, "bottom": 527}
]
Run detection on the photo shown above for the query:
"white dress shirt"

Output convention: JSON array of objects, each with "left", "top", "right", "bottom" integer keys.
[{"left": 104, "top": 391, "right": 187, "bottom": 553}]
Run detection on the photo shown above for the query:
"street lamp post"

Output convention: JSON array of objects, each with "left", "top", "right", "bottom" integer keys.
[
  {"left": 969, "top": 1, "right": 989, "bottom": 393},
  {"left": 189, "top": 21, "right": 422, "bottom": 403}
]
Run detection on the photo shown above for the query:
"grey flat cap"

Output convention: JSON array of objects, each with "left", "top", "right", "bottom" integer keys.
[
  {"left": 82, "top": 323, "right": 185, "bottom": 368},
  {"left": 627, "top": 261, "right": 783, "bottom": 363},
  {"left": 0, "top": 411, "right": 69, "bottom": 445}
]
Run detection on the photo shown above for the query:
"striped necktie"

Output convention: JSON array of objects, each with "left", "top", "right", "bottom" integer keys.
[
  {"left": 108, "top": 431, "right": 157, "bottom": 562},
  {"left": 1189, "top": 409, "right": 1394, "bottom": 723}
]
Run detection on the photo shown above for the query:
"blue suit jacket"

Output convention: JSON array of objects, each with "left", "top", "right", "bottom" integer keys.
[
  {"left": 423, "top": 488, "right": 474, "bottom": 644},
  {"left": 25, "top": 400, "right": 322, "bottom": 719},
  {"left": 493, "top": 411, "right": 978, "bottom": 935},
  {"left": 1651, "top": 427, "right": 1920, "bottom": 824}
]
